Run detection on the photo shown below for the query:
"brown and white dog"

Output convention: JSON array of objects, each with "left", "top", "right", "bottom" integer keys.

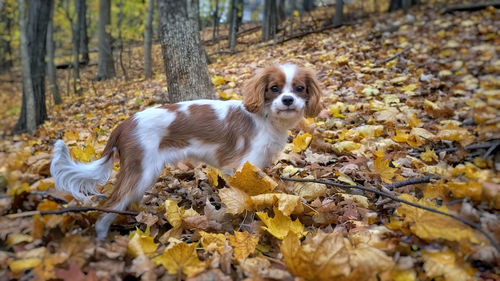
[{"left": 50, "top": 63, "right": 322, "bottom": 239}]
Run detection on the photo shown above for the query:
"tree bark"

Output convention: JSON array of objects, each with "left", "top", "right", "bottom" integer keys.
[
  {"left": 333, "top": 0, "right": 343, "bottom": 27},
  {"left": 389, "top": 0, "right": 417, "bottom": 12},
  {"left": 46, "top": 1, "right": 61, "bottom": 104},
  {"left": 262, "top": 0, "right": 277, "bottom": 42},
  {"left": 17, "top": 0, "right": 36, "bottom": 134},
  {"left": 211, "top": 0, "right": 219, "bottom": 44},
  {"left": 117, "top": 0, "right": 128, "bottom": 80},
  {"left": 229, "top": 0, "right": 237, "bottom": 53},
  {"left": 80, "top": 0, "right": 89, "bottom": 64},
  {"left": 73, "top": 0, "right": 83, "bottom": 95},
  {"left": 158, "top": 0, "right": 214, "bottom": 103},
  {"left": 15, "top": 0, "right": 52, "bottom": 133},
  {"left": 95, "top": 0, "right": 115, "bottom": 80},
  {"left": 144, "top": 0, "right": 154, "bottom": 79}
]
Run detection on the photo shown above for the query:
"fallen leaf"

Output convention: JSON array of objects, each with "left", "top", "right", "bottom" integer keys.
[
  {"left": 228, "top": 231, "right": 259, "bottom": 260},
  {"left": 218, "top": 186, "right": 251, "bottom": 215},
  {"left": 256, "top": 207, "right": 307, "bottom": 239},
  {"left": 228, "top": 162, "right": 277, "bottom": 195},
  {"left": 152, "top": 241, "right": 204, "bottom": 276}
]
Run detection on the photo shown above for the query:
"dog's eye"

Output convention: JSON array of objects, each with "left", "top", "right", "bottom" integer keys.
[
  {"left": 296, "top": 86, "right": 304, "bottom": 92},
  {"left": 270, "top": 85, "right": 280, "bottom": 92}
]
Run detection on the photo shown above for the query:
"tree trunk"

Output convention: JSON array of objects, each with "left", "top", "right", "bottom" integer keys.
[
  {"left": 95, "top": 0, "right": 115, "bottom": 80},
  {"left": 389, "top": 0, "right": 417, "bottom": 12},
  {"left": 46, "top": 1, "right": 61, "bottom": 104},
  {"left": 212, "top": 0, "right": 219, "bottom": 44},
  {"left": 333, "top": 0, "right": 343, "bottom": 27},
  {"left": 16, "top": 0, "right": 36, "bottom": 134},
  {"left": 72, "top": 0, "right": 83, "bottom": 95},
  {"left": 303, "top": 0, "right": 315, "bottom": 12},
  {"left": 229, "top": 0, "right": 237, "bottom": 53},
  {"left": 80, "top": 0, "right": 89, "bottom": 64},
  {"left": 144, "top": 0, "right": 154, "bottom": 79},
  {"left": 262, "top": 0, "right": 277, "bottom": 42},
  {"left": 15, "top": 0, "right": 52, "bottom": 133},
  {"left": 117, "top": 0, "right": 128, "bottom": 80},
  {"left": 236, "top": 0, "right": 243, "bottom": 32},
  {"left": 158, "top": 0, "right": 214, "bottom": 103}
]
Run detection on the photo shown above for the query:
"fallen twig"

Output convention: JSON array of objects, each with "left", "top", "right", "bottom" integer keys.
[
  {"left": 281, "top": 176, "right": 500, "bottom": 254},
  {"left": 384, "top": 176, "right": 430, "bottom": 190},
  {"left": 441, "top": 1, "right": 500, "bottom": 14},
  {"left": 376, "top": 45, "right": 412, "bottom": 66},
  {"left": 7, "top": 206, "right": 138, "bottom": 219}
]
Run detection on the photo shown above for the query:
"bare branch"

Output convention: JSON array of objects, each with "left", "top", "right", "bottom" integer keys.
[{"left": 7, "top": 206, "right": 138, "bottom": 219}]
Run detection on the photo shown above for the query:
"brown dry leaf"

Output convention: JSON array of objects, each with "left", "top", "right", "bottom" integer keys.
[
  {"left": 129, "top": 254, "right": 156, "bottom": 281},
  {"left": 281, "top": 231, "right": 393, "bottom": 281},
  {"left": 228, "top": 231, "right": 259, "bottom": 260},
  {"left": 422, "top": 249, "right": 476, "bottom": 281},
  {"left": 135, "top": 212, "right": 159, "bottom": 227},
  {"left": 293, "top": 175, "right": 327, "bottom": 201},
  {"left": 395, "top": 194, "right": 478, "bottom": 243},
  {"left": 218, "top": 186, "right": 251, "bottom": 215},
  {"left": 251, "top": 193, "right": 304, "bottom": 216},
  {"left": 227, "top": 162, "right": 277, "bottom": 195}
]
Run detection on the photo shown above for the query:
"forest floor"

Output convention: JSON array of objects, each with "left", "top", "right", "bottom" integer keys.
[{"left": 0, "top": 3, "right": 499, "bottom": 281}]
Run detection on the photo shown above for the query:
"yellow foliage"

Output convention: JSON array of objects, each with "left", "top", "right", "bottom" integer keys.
[
  {"left": 281, "top": 231, "right": 394, "bottom": 281},
  {"left": 228, "top": 231, "right": 259, "bottom": 260},
  {"left": 373, "top": 157, "right": 397, "bottom": 184},
  {"left": 152, "top": 242, "right": 204, "bottom": 276},
  {"left": 199, "top": 231, "right": 226, "bottom": 254},
  {"left": 420, "top": 147, "right": 438, "bottom": 162},
  {"left": 9, "top": 258, "right": 42, "bottom": 274},
  {"left": 218, "top": 186, "right": 251, "bottom": 214},
  {"left": 6, "top": 233, "right": 33, "bottom": 246},
  {"left": 128, "top": 227, "right": 158, "bottom": 258},
  {"left": 227, "top": 162, "right": 277, "bottom": 196},
  {"left": 251, "top": 193, "right": 304, "bottom": 215},
  {"left": 422, "top": 249, "right": 476, "bottom": 281},
  {"left": 293, "top": 176, "right": 327, "bottom": 201},
  {"left": 446, "top": 181, "right": 482, "bottom": 201},
  {"left": 395, "top": 194, "right": 478, "bottom": 243},
  {"left": 256, "top": 207, "right": 307, "bottom": 240},
  {"left": 292, "top": 132, "right": 312, "bottom": 153},
  {"left": 164, "top": 199, "right": 200, "bottom": 229}
]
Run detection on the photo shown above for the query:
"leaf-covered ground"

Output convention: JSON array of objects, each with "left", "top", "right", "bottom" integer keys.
[{"left": 1, "top": 3, "right": 499, "bottom": 281}]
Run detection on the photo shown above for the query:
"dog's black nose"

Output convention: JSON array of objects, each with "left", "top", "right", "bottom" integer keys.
[{"left": 282, "top": 96, "right": 294, "bottom": 106}]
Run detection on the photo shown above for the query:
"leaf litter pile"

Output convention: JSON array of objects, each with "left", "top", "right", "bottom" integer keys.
[{"left": 1, "top": 4, "right": 500, "bottom": 281}]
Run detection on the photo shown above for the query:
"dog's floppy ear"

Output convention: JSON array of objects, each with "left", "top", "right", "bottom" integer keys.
[
  {"left": 243, "top": 67, "right": 272, "bottom": 113},
  {"left": 303, "top": 68, "right": 323, "bottom": 117}
]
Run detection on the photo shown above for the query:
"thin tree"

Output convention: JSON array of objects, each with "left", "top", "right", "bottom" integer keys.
[
  {"left": 46, "top": 0, "right": 61, "bottom": 104},
  {"left": 333, "top": 0, "right": 343, "bottom": 27},
  {"left": 389, "top": 0, "right": 417, "bottom": 12},
  {"left": 262, "top": 0, "right": 278, "bottom": 42},
  {"left": 211, "top": 0, "right": 219, "bottom": 44},
  {"left": 144, "top": 0, "right": 154, "bottom": 79},
  {"left": 80, "top": 0, "right": 89, "bottom": 65},
  {"left": 95, "top": 0, "right": 115, "bottom": 80},
  {"left": 229, "top": 0, "right": 238, "bottom": 53},
  {"left": 117, "top": 0, "right": 128, "bottom": 80},
  {"left": 15, "top": 0, "right": 52, "bottom": 133},
  {"left": 72, "top": 0, "right": 84, "bottom": 95},
  {"left": 157, "top": 0, "right": 214, "bottom": 103},
  {"left": 17, "top": 0, "right": 35, "bottom": 133}
]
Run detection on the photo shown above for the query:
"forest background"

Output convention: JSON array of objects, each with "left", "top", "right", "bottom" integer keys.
[{"left": 0, "top": 0, "right": 499, "bottom": 280}]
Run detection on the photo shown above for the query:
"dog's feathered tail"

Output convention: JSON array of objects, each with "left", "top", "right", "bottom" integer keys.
[{"left": 50, "top": 127, "right": 121, "bottom": 202}]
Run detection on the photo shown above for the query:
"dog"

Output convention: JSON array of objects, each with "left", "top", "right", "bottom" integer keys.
[{"left": 50, "top": 63, "right": 322, "bottom": 239}]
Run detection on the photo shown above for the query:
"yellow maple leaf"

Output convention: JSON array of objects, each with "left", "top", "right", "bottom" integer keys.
[
  {"left": 227, "top": 162, "right": 277, "bottom": 196},
  {"left": 420, "top": 147, "right": 438, "bottom": 162},
  {"left": 373, "top": 157, "right": 397, "bottom": 184},
  {"left": 128, "top": 227, "right": 158, "bottom": 258},
  {"left": 345, "top": 125, "right": 384, "bottom": 140},
  {"left": 407, "top": 113, "right": 421, "bottom": 128},
  {"left": 407, "top": 127, "right": 435, "bottom": 147},
  {"left": 395, "top": 194, "right": 478, "bottom": 243},
  {"left": 199, "top": 231, "right": 226, "bottom": 254},
  {"left": 205, "top": 166, "right": 224, "bottom": 186},
  {"left": 152, "top": 242, "right": 204, "bottom": 276},
  {"left": 422, "top": 249, "right": 476, "bottom": 281},
  {"left": 293, "top": 175, "right": 327, "bottom": 201},
  {"left": 392, "top": 129, "right": 409, "bottom": 143},
  {"left": 292, "top": 133, "right": 312, "bottom": 153},
  {"left": 446, "top": 181, "right": 482, "bottom": 201},
  {"left": 251, "top": 193, "right": 304, "bottom": 216},
  {"left": 63, "top": 130, "right": 79, "bottom": 141},
  {"left": 9, "top": 258, "right": 42, "bottom": 274},
  {"left": 281, "top": 231, "right": 394, "bottom": 281},
  {"left": 256, "top": 207, "right": 307, "bottom": 240},
  {"left": 70, "top": 144, "right": 95, "bottom": 163},
  {"left": 228, "top": 231, "right": 259, "bottom": 260},
  {"left": 332, "top": 141, "right": 360, "bottom": 153},
  {"left": 211, "top": 75, "right": 226, "bottom": 86},
  {"left": 218, "top": 186, "right": 251, "bottom": 214},
  {"left": 6, "top": 233, "right": 33, "bottom": 246},
  {"left": 164, "top": 199, "right": 200, "bottom": 228}
]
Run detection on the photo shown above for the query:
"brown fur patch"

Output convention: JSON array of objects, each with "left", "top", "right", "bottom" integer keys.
[
  {"left": 295, "top": 67, "right": 323, "bottom": 117},
  {"left": 160, "top": 104, "right": 256, "bottom": 167},
  {"left": 243, "top": 65, "right": 285, "bottom": 113},
  {"left": 103, "top": 118, "right": 144, "bottom": 207}
]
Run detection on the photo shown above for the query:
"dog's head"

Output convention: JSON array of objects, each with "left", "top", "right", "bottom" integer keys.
[{"left": 243, "top": 64, "right": 323, "bottom": 120}]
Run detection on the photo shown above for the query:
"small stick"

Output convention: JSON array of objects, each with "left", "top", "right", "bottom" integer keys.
[
  {"left": 7, "top": 206, "right": 138, "bottom": 219},
  {"left": 281, "top": 176, "right": 500, "bottom": 254},
  {"left": 385, "top": 176, "right": 430, "bottom": 190},
  {"left": 376, "top": 45, "right": 412, "bottom": 66}
]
